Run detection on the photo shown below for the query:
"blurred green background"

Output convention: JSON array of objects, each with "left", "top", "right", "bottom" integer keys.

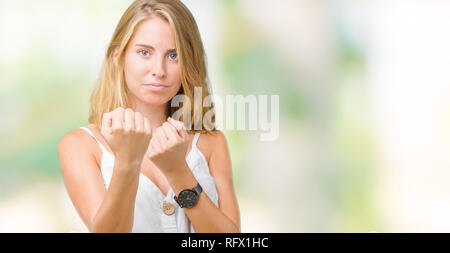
[{"left": 2, "top": 0, "right": 450, "bottom": 232}]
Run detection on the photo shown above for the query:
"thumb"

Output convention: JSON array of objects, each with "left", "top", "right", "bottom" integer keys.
[{"left": 101, "top": 113, "right": 113, "bottom": 136}]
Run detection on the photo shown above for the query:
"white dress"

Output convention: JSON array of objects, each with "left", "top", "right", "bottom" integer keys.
[{"left": 79, "top": 127, "right": 219, "bottom": 233}]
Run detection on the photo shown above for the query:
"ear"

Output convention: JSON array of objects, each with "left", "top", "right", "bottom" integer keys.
[{"left": 112, "top": 47, "right": 119, "bottom": 66}]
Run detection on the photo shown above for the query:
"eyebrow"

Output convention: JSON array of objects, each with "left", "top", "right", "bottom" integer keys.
[{"left": 135, "top": 44, "right": 177, "bottom": 53}]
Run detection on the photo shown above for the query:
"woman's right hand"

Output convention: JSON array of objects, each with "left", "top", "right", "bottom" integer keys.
[{"left": 100, "top": 107, "right": 152, "bottom": 171}]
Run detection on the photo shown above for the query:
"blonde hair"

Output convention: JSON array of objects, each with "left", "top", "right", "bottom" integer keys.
[{"left": 88, "top": 0, "right": 215, "bottom": 133}]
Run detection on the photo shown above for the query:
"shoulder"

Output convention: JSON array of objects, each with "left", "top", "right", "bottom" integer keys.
[
  {"left": 208, "top": 130, "right": 228, "bottom": 143},
  {"left": 197, "top": 130, "right": 230, "bottom": 165},
  {"left": 57, "top": 127, "right": 100, "bottom": 165},
  {"left": 197, "top": 129, "right": 228, "bottom": 149},
  {"left": 201, "top": 130, "right": 228, "bottom": 142},
  {"left": 58, "top": 128, "right": 87, "bottom": 149},
  {"left": 58, "top": 127, "right": 92, "bottom": 149}
]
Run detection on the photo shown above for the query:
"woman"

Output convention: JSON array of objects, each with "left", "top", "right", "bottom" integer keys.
[{"left": 57, "top": 0, "right": 240, "bottom": 233}]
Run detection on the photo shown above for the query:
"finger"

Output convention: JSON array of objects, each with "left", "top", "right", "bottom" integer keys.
[
  {"left": 162, "top": 122, "right": 178, "bottom": 144},
  {"left": 167, "top": 117, "right": 188, "bottom": 139},
  {"left": 101, "top": 112, "right": 113, "bottom": 135},
  {"left": 173, "top": 118, "right": 189, "bottom": 141},
  {"left": 112, "top": 107, "right": 124, "bottom": 131},
  {"left": 124, "top": 108, "right": 135, "bottom": 132},
  {"left": 180, "top": 128, "right": 189, "bottom": 142},
  {"left": 167, "top": 117, "right": 185, "bottom": 130},
  {"left": 135, "top": 112, "right": 144, "bottom": 133},
  {"left": 155, "top": 127, "right": 168, "bottom": 149}
]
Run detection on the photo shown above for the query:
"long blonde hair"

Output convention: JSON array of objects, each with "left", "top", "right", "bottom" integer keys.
[{"left": 88, "top": 0, "right": 215, "bottom": 133}]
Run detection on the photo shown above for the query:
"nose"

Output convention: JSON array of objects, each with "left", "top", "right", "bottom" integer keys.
[{"left": 150, "top": 54, "right": 166, "bottom": 79}]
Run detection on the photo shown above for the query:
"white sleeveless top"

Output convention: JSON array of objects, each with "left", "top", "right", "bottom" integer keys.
[{"left": 79, "top": 126, "right": 219, "bottom": 233}]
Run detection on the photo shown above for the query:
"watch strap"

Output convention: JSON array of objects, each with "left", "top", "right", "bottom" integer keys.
[{"left": 193, "top": 182, "right": 203, "bottom": 196}]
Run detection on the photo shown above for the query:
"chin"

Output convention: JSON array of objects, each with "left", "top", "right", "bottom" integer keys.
[{"left": 141, "top": 94, "right": 172, "bottom": 106}]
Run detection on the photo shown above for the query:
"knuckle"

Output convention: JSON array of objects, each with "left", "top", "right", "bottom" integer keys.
[{"left": 124, "top": 123, "right": 133, "bottom": 131}]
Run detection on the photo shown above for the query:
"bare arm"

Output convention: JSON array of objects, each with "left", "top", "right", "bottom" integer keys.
[
  {"left": 58, "top": 108, "right": 152, "bottom": 233},
  {"left": 90, "top": 160, "right": 141, "bottom": 232},
  {"left": 165, "top": 131, "right": 241, "bottom": 233},
  {"left": 58, "top": 130, "right": 140, "bottom": 232}
]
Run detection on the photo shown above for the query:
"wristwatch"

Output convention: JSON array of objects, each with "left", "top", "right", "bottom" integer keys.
[{"left": 174, "top": 182, "right": 203, "bottom": 208}]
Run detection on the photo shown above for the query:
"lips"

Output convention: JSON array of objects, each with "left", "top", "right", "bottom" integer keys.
[
  {"left": 143, "top": 83, "right": 169, "bottom": 91},
  {"left": 144, "top": 83, "right": 168, "bottom": 88}
]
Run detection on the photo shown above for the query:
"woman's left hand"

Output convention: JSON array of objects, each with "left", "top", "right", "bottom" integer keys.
[{"left": 146, "top": 117, "right": 190, "bottom": 175}]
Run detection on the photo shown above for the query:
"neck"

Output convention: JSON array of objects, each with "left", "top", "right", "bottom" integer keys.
[{"left": 130, "top": 98, "right": 168, "bottom": 133}]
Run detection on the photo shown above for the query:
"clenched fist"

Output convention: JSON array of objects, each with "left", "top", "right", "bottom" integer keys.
[
  {"left": 146, "top": 117, "right": 190, "bottom": 175},
  {"left": 101, "top": 107, "right": 152, "bottom": 170}
]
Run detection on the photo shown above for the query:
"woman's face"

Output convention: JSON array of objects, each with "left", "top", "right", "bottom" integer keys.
[{"left": 122, "top": 16, "right": 181, "bottom": 107}]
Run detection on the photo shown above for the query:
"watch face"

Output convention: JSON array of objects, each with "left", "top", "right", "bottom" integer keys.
[{"left": 177, "top": 189, "right": 198, "bottom": 208}]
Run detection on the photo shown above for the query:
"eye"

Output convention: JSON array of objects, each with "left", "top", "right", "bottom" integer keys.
[
  {"left": 138, "top": 49, "right": 150, "bottom": 57},
  {"left": 168, "top": 53, "right": 178, "bottom": 61}
]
